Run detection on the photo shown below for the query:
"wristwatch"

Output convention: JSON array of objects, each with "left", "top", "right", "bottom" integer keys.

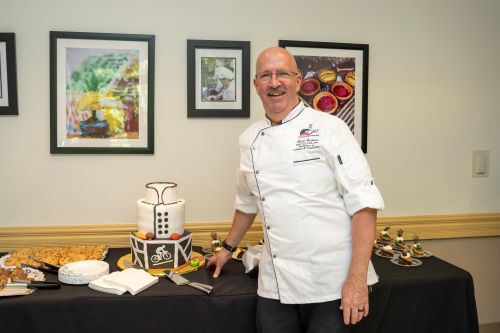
[{"left": 221, "top": 240, "right": 237, "bottom": 253}]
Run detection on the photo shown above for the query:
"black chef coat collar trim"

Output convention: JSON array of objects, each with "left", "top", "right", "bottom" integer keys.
[{"left": 264, "top": 101, "right": 305, "bottom": 127}]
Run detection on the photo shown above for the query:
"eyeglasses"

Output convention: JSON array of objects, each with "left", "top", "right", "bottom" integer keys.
[{"left": 255, "top": 70, "right": 299, "bottom": 82}]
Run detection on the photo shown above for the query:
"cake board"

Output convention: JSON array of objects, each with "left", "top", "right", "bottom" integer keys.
[{"left": 117, "top": 252, "right": 205, "bottom": 276}]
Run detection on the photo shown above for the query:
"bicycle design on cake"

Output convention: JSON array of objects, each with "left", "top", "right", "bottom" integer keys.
[{"left": 151, "top": 245, "right": 173, "bottom": 265}]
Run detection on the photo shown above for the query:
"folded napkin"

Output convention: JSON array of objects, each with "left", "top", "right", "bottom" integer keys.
[
  {"left": 89, "top": 268, "right": 158, "bottom": 295},
  {"left": 89, "top": 276, "right": 127, "bottom": 295},
  {"left": 242, "top": 245, "right": 263, "bottom": 273}
]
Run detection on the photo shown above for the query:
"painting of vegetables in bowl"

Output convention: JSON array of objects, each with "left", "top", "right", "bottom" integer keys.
[
  {"left": 50, "top": 32, "right": 155, "bottom": 154},
  {"left": 279, "top": 40, "right": 369, "bottom": 152},
  {"left": 66, "top": 48, "right": 139, "bottom": 139}
]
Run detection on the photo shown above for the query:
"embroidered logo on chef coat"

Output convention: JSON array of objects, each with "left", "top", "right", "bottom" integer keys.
[
  {"left": 294, "top": 124, "right": 320, "bottom": 151},
  {"left": 299, "top": 124, "right": 318, "bottom": 137}
]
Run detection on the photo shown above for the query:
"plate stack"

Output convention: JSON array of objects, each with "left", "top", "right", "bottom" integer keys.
[{"left": 58, "top": 260, "right": 109, "bottom": 285}]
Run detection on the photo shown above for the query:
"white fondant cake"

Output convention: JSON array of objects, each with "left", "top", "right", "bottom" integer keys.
[{"left": 131, "top": 182, "right": 192, "bottom": 269}]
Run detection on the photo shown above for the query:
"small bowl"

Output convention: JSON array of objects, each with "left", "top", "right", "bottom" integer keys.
[
  {"left": 313, "top": 92, "right": 338, "bottom": 114},
  {"left": 344, "top": 71, "right": 355, "bottom": 87},
  {"left": 300, "top": 78, "right": 320, "bottom": 96},
  {"left": 317, "top": 68, "right": 337, "bottom": 85},
  {"left": 331, "top": 82, "right": 353, "bottom": 102}
]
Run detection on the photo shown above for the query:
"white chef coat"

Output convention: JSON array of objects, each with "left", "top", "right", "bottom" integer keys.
[{"left": 235, "top": 101, "right": 384, "bottom": 304}]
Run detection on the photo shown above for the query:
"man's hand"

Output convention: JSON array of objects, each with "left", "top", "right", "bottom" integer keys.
[
  {"left": 340, "top": 275, "right": 369, "bottom": 325},
  {"left": 206, "top": 249, "right": 232, "bottom": 278},
  {"left": 206, "top": 210, "right": 256, "bottom": 278}
]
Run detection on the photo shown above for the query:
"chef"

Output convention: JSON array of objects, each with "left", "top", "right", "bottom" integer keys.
[
  {"left": 207, "top": 47, "right": 384, "bottom": 333},
  {"left": 209, "top": 66, "right": 236, "bottom": 101}
]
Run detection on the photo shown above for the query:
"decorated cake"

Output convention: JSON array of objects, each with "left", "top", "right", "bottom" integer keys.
[{"left": 130, "top": 182, "right": 192, "bottom": 269}]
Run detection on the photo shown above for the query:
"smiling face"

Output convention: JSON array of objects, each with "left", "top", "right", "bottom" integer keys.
[{"left": 254, "top": 47, "right": 302, "bottom": 124}]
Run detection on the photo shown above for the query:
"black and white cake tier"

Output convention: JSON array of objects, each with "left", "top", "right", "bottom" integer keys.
[{"left": 130, "top": 182, "right": 192, "bottom": 269}]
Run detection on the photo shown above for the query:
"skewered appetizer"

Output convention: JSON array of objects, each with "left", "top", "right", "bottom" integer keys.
[
  {"left": 394, "top": 229, "right": 409, "bottom": 250},
  {"left": 379, "top": 226, "right": 393, "bottom": 242},
  {"left": 411, "top": 234, "right": 425, "bottom": 256}
]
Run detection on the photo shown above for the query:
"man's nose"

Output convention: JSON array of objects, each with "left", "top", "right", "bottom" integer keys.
[{"left": 269, "top": 74, "right": 281, "bottom": 87}]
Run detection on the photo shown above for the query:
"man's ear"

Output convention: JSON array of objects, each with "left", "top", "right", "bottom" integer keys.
[{"left": 295, "top": 74, "right": 302, "bottom": 92}]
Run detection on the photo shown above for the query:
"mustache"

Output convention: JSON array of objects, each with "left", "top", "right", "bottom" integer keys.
[{"left": 267, "top": 88, "right": 285, "bottom": 95}]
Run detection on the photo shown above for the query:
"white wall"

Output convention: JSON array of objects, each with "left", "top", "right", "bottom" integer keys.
[
  {"left": 1, "top": 0, "right": 499, "bottom": 323},
  {"left": 0, "top": 0, "right": 499, "bottom": 226}
]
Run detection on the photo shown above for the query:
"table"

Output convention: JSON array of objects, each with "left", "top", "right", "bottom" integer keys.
[{"left": 0, "top": 248, "right": 479, "bottom": 333}]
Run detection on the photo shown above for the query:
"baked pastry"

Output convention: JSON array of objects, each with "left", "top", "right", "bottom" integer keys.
[
  {"left": 344, "top": 71, "right": 355, "bottom": 86},
  {"left": 411, "top": 234, "right": 425, "bottom": 256},
  {"left": 380, "top": 245, "right": 394, "bottom": 257},
  {"left": 300, "top": 78, "right": 320, "bottom": 96},
  {"left": 379, "top": 226, "right": 393, "bottom": 242},
  {"left": 312, "top": 92, "right": 338, "bottom": 114},
  {"left": 331, "top": 82, "right": 353, "bottom": 102},
  {"left": 317, "top": 68, "right": 337, "bottom": 85},
  {"left": 5, "top": 245, "right": 107, "bottom": 268},
  {"left": 398, "top": 251, "right": 413, "bottom": 265}
]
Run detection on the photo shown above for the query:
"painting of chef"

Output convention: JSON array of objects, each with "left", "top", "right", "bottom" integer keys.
[{"left": 201, "top": 57, "right": 236, "bottom": 102}]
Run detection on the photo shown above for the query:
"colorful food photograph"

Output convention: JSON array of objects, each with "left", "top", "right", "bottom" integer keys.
[{"left": 294, "top": 55, "right": 356, "bottom": 131}]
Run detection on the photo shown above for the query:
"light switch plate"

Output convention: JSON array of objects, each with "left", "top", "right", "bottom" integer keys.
[{"left": 472, "top": 150, "right": 490, "bottom": 178}]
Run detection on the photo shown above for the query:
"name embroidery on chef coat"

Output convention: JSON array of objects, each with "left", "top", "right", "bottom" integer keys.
[{"left": 294, "top": 124, "right": 320, "bottom": 151}]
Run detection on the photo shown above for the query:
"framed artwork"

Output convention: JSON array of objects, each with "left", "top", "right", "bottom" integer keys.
[
  {"left": 187, "top": 39, "right": 250, "bottom": 118},
  {"left": 279, "top": 40, "right": 369, "bottom": 152},
  {"left": 50, "top": 31, "right": 155, "bottom": 154},
  {"left": 0, "top": 33, "right": 18, "bottom": 116}
]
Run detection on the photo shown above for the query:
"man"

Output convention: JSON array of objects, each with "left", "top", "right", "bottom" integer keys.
[
  {"left": 207, "top": 47, "right": 384, "bottom": 332},
  {"left": 209, "top": 66, "right": 236, "bottom": 101}
]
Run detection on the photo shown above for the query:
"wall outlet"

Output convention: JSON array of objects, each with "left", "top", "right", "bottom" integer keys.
[{"left": 472, "top": 150, "right": 490, "bottom": 178}]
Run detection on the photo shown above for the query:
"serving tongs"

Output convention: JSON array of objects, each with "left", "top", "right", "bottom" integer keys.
[
  {"left": 22, "top": 256, "right": 60, "bottom": 274},
  {"left": 164, "top": 270, "right": 213, "bottom": 294}
]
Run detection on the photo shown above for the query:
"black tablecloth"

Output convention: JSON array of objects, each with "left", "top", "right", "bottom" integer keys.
[{"left": 0, "top": 248, "right": 479, "bottom": 333}]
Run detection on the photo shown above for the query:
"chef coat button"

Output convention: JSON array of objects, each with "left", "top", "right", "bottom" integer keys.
[
  {"left": 261, "top": 132, "right": 265, "bottom": 136},
  {"left": 255, "top": 170, "right": 259, "bottom": 174},
  {"left": 266, "top": 225, "right": 271, "bottom": 230},
  {"left": 261, "top": 197, "right": 266, "bottom": 201},
  {"left": 272, "top": 254, "right": 277, "bottom": 258},
  {"left": 252, "top": 146, "right": 256, "bottom": 150}
]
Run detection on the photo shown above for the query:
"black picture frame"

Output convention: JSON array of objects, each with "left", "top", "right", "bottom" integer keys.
[
  {"left": 187, "top": 39, "right": 250, "bottom": 118},
  {"left": 279, "top": 40, "right": 369, "bottom": 153},
  {"left": 50, "top": 31, "right": 155, "bottom": 154},
  {"left": 0, "top": 33, "right": 18, "bottom": 116}
]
